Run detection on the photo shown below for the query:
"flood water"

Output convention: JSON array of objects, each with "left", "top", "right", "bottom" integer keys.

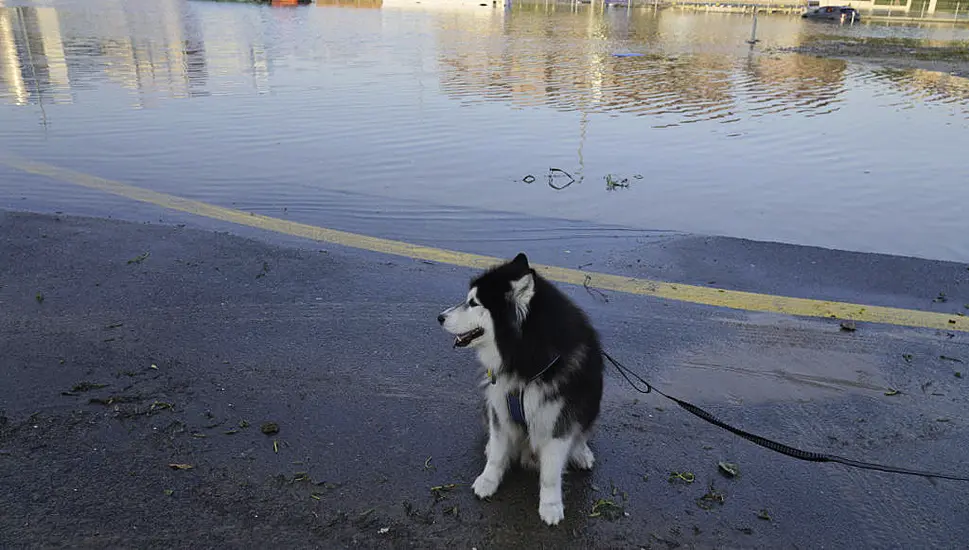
[{"left": 2, "top": 0, "right": 969, "bottom": 262}]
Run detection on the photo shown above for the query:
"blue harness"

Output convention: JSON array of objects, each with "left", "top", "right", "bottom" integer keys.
[
  {"left": 496, "top": 355, "right": 561, "bottom": 432},
  {"left": 507, "top": 389, "right": 528, "bottom": 428}
]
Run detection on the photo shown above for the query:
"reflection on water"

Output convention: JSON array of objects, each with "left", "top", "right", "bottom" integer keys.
[
  {"left": 1, "top": 0, "right": 969, "bottom": 261},
  {"left": 3, "top": 2, "right": 969, "bottom": 118}
]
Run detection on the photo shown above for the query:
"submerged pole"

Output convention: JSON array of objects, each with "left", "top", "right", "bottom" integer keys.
[{"left": 747, "top": 9, "right": 760, "bottom": 44}]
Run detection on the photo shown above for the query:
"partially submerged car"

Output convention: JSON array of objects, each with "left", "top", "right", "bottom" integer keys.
[{"left": 802, "top": 5, "right": 861, "bottom": 22}]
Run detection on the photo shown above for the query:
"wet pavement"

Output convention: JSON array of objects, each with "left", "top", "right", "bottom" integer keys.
[{"left": 2, "top": 209, "right": 969, "bottom": 549}]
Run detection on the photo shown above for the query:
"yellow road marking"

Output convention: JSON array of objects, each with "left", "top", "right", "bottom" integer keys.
[{"left": 3, "top": 155, "right": 967, "bottom": 333}]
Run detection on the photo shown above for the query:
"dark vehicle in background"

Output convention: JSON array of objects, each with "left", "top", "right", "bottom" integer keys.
[{"left": 802, "top": 5, "right": 861, "bottom": 21}]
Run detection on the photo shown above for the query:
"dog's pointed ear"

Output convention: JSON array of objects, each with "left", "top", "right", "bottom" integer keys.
[
  {"left": 510, "top": 271, "right": 535, "bottom": 308},
  {"left": 512, "top": 253, "right": 529, "bottom": 269}
]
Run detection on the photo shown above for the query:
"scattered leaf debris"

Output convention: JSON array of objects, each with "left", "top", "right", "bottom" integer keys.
[
  {"left": 88, "top": 394, "right": 140, "bottom": 406},
  {"left": 150, "top": 401, "right": 173, "bottom": 412},
  {"left": 696, "top": 485, "right": 726, "bottom": 510},
  {"left": 718, "top": 461, "right": 740, "bottom": 477},
  {"left": 430, "top": 483, "right": 459, "bottom": 501},
  {"left": 669, "top": 471, "right": 696, "bottom": 484},
  {"left": 127, "top": 251, "right": 150, "bottom": 265},
  {"left": 261, "top": 422, "right": 279, "bottom": 435},
  {"left": 71, "top": 382, "right": 108, "bottom": 393},
  {"left": 589, "top": 498, "right": 625, "bottom": 520}
]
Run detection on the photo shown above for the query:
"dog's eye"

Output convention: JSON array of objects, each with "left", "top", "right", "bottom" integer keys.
[{"left": 468, "top": 298, "right": 479, "bottom": 307}]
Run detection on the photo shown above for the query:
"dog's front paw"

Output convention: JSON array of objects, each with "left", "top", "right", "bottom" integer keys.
[
  {"left": 472, "top": 474, "right": 500, "bottom": 499},
  {"left": 539, "top": 501, "right": 565, "bottom": 526}
]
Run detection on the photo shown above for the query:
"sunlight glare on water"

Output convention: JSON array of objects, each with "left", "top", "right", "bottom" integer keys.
[{"left": 1, "top": 0, "right": 968, "bottom": 261}]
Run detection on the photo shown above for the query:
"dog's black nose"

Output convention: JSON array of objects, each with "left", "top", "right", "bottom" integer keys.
[{"left": 437, "top": 314, "right": 445, "bottom": 325}]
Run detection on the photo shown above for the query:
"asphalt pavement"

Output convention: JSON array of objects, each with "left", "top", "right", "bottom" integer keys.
[{"left": 2, "top": 210, "right": 969, "bottom": 549}]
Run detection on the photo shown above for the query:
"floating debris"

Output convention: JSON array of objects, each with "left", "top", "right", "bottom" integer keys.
[
  {"left": 164, "top": 489, "right": 174, "bottom": 496},
  {"left": 605, "top": 174, "right": 630, "bottom": 191},
  {"left": 757, "top": 509, "right": 772, "bottom": 521},
  {"left": 884, "top": 388, "right": 901, "bottom": 396},
  {"left": 35, "top": 292, "right": 44, "bottom": 304},
  {"left": 902, "top": 354, "right": 914, "bottom": 363},
  {"left": 547, "top": 167, "right": 576, "bottom": 190},
  {"left": 168, "top": 463, "right": 193, "bottom": 470},
  {"left": 839, "top": 320, "right": 857, "bottom": 332},
  {"left": 933, "top": 292, "right": 948, "bottom": 303},
  {"left": 940, "top": 355, "right": 964, "bottom": 364}
]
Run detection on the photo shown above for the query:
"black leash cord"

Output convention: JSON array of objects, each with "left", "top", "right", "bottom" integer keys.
[{"left": 602, "top": 351, "right": 969, "bottom": 482}]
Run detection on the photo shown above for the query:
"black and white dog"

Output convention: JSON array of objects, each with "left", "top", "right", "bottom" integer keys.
[{"left": 437, "top": 253, "right": 604, "bottom": 525}]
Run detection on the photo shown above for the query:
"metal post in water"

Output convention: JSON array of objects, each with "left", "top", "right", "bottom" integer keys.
[{"left": 747, "top": 9, "right": 759, "bottom": 44}]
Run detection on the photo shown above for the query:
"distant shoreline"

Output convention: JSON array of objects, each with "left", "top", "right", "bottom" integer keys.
[{"left": 772, "top": 38, "right": 969, "bottom": 78}]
